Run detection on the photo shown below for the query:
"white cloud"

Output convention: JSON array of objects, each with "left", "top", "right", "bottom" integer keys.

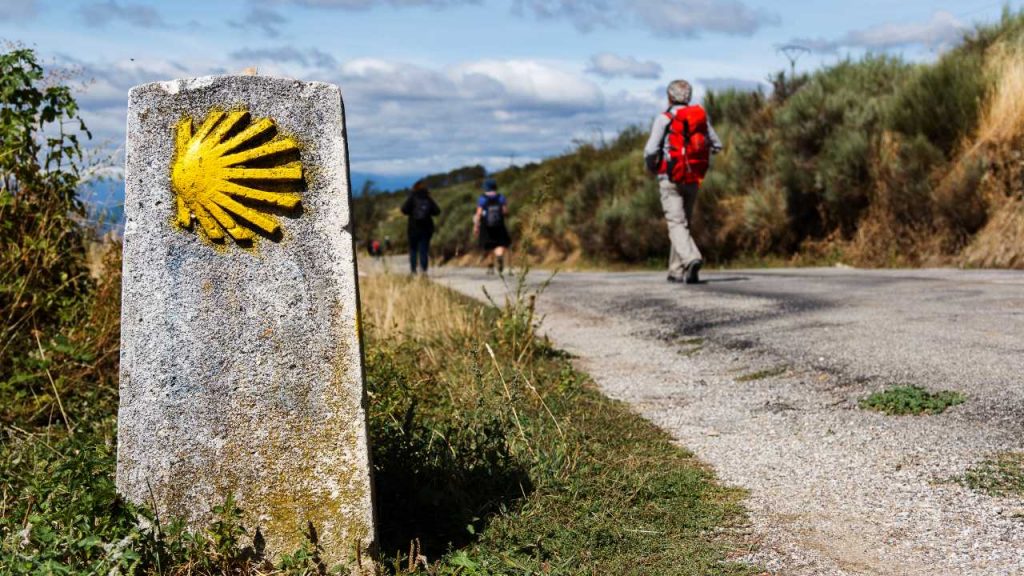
[
  {"left": 631, "top": 0, "right": 779, "bottom": 37},
  {"left": 451, "top": 60, "right": 604, "bottom": 111},
  {"left": 229, "top": 7, "right": 289, "bottom": 37},
  {"left": 515, "top": 0, "right": 778, "bottom": 37},
  {"left": 260, "top": 0, "right": 479, "bottom": 10},
  {"left": 792, "top": 11, "right": 967, "bottom": 54},
  {"left": 78, "top": 1, "right": 167, "bottom": 28},
  {"left": 230, "top": 46, "right": 337, "bottom": 68},
  {"left": 845, "top": 11, "right": 966, "bottom": 51},
  {"left": 58, "top": 52, "right": 657, "bottom": 178},
  {"left": 586, "top": 53, "right": 662, "bottom": 79},
  {"left": 0, "top": 0, "right": 38, "bottom": 20}
]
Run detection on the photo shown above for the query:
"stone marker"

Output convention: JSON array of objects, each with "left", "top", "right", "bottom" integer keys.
[{"left": 117, "top": 75, "right": 376, "bottom": 570}]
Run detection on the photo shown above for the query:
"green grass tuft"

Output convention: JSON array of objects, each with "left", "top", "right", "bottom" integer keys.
[
  {"left": 959, "top": 453, "right": 1024, "bottom": 497},
  {"left": 735, "top": 366, "right": 788, "bottom": 382},
  {"left": 858, "top": 386, "right": 965, "bottom": 415}
]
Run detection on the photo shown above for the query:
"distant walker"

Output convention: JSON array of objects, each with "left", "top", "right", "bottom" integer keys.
[
  {"left": 473, "top": 178, "right": 511, "bottom": 274},
  {"left": 400, "top": 179, "right": 441, "bottom": 274}
]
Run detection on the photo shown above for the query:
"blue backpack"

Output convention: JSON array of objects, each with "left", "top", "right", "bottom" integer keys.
[{"left": 483, "top": 195, "right": 504, "bottom": 227}]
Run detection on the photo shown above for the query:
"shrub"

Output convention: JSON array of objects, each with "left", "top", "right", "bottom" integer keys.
[
  {"left": 743, "top": 180, "right": 791, "bottom": 252},
  {"left": 0, "top": 48, "right": 101, "bottom": 429},
  {"left": 773, "top": 56, "right": 910, "bottom": 239},
  {"left": 592, "top": 180, "right": 667, "bottom": 262},
  {"left": 887, "top": 49, "right": 988, "bottom": 157},
  {"left": 704, "top": 88, "right": 766, "bottom": 127}
]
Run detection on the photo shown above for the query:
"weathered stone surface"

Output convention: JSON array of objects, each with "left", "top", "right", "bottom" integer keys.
[{"left": 117, "top": 75, "right": 375, "bottom": 570}]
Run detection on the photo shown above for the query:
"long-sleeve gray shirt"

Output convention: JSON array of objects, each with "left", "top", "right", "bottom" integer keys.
[{"left": 643, "top": 104, "right": 722, "bottom": 179}]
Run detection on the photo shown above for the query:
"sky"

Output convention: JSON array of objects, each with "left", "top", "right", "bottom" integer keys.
[{"left": 0, "top": 0, "right": 1017, "bottom": 191}]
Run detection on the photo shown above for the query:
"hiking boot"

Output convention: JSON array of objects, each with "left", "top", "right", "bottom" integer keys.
[{"left": 684, "top": 260, "right": 703, "bottom": 284}]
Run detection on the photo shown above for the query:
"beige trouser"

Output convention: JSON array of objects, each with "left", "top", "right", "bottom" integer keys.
[{"left": 659, "top": 178, "right": 702, "bottom": 279}]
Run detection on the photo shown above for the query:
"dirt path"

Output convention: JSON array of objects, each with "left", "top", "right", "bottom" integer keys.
[{"left": 434, "top": 266, "right": 1024, "bottom": 575}]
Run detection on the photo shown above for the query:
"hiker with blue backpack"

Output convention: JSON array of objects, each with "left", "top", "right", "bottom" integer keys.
[
  {"left": 473, "top": 178, "right": 511, "bottom": 275},
  {"left": 644, "top": 79, "right": 722, "bottom": 285},
  {"left": 400, "top": 179, "right": 441, "bottom": 274}
]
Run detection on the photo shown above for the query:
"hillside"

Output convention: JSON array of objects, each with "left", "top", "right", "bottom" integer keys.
[{"left": 358, "top": 9, "right": 1024, "bottom": 269}]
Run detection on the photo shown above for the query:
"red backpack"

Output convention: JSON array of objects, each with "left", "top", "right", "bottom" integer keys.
[{"left": 661, "top": 105, "right": 710, "bottom": 185}]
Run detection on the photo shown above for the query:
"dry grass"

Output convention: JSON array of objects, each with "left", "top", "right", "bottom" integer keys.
[
  {"left": 359, "top": 271, "right": 483, "bottom": 343},
  {"left": 962, "top": 197, "right": 1024, "bottom": 268},
  {"left": 976, "top": 40, "right": 1024, "bottom": 148},
  {"left": 956, "top": 39, "right": 1024, "bottom": 268}
]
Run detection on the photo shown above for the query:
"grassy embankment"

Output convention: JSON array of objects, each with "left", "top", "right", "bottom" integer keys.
[
  {"left": 358, "top": 9, "right": 1024, "bottom": 270},
  {"left": 2, "top": 261, "right": 758, "bottom": 575},
  {"left": 1, "top": 48, "right": 756, "bottom": 574}
]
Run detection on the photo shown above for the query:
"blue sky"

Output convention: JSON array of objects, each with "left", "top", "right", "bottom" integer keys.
[{"left": 0, "top": 0, "right": 1016, "bottom": 190}]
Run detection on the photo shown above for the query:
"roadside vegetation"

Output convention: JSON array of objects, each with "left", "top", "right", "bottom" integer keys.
[
  {"left": 362, "top": 273, "right": 755, "bottom": 574},
  {"left": 1, "top": 48, "right": 755, "bottom": 574},
  {"left": 358, "top": 9, "right": 1024, "bottom": 269},
  {"left": 734, "top": 366, "right": 789, "bottom": 383},
  {"left": 858, "top": 386, "right": 965, "bottom": 416},
  {"left": 959, "top": 452, "right": 1024, "bottom": 497}
]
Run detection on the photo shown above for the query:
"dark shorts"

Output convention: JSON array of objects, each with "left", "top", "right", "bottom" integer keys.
[{"left": 479, "top": 224, "right": 510, "bottom": 251}]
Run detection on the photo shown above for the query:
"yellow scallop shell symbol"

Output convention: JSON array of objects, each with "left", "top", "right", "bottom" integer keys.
[{"left": 171, "top": 109, "right": 302, "bottom": 244}]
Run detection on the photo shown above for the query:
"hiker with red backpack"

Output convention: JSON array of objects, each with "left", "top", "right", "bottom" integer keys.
[
  {"left": 401, "top": 180, "right": 441, "bottom": 274},
  {"left": 644, "top": 79, "right": 722, "bottom": 285}
]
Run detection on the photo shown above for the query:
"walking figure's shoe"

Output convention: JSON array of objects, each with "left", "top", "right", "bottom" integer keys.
[
  {"left": 684, "top": 259, "right": 703, "bottom": 284},
  {"left": 667, "top": 275, "right": 685, "bottom": 284}
]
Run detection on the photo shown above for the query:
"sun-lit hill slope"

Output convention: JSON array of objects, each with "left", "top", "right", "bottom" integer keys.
[{"left": 356, "top": 9, "right": 1024, "bottom": 269}]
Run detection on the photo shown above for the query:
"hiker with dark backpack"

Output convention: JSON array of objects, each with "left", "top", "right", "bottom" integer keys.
[
  {"left": 400, "top": 180, "right": 441, "bottom": 274},
  {"left": 644, "top": 79, "right": 722, "bottom": 284},
  {"left": 473, "top": 178, "right": 511, "bottom": 274}
]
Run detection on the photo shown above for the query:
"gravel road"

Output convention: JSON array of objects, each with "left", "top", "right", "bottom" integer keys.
[{"left": 433, "top": 266, "right": 1024, "bottom": 576}]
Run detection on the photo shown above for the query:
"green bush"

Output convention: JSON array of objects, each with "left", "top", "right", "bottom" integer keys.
[
  {"left": 773, "top": 56, "right": 910, "bottom": 237},
  {"left": 887, "top": 50, "right": 988, "bottom": 156},
  {"left": 1, "top": 49, "right": 91, "bottom": 366},
  {"left": 592, "top": 179, "right": 666, "bottom": 262},
  {"left": 0, "top": 48, "right": 113, "bottom": 430},
  {"left": 705, "top": 88, "right": 766, "bottom": 127}
]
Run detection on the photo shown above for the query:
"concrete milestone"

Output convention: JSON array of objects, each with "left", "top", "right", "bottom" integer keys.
[{"left": 117, "top": 75, "right": 376, "bottom": 570}]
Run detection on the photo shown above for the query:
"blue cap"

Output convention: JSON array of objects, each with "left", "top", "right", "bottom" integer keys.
[{"left": 483, "top": 178, "right": 497, "bottom": 192}]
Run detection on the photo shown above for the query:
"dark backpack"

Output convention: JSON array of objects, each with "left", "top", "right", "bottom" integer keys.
[
  {"left": 411, "top": 195, "right": 434, "bottom": 221},
  {"left": 483, "top": 195, "right": 504, "bottom": 227},
  {"left": 663, "top": 105, "right": 711, "bottom": 184}
]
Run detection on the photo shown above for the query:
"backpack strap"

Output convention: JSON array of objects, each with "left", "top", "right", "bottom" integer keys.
[{"left": 660, "top": 108, "right": 674, "bottom": 151}]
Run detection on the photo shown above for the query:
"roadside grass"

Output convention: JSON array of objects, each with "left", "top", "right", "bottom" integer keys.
[
  {"left": 361, "top": 272, "right": 757, "bottom": 575},
  {"left": 735, "top": 366, "right": 789, "bottom": 383},
  {"left": 1, "top": 262, "right": 757, "bottom": 575},
  {"left": 959, "top": 453, "right": 1024, "bottom": 498},
  {"left": 858, "top": 386, "right": 965, "bottom": 415}
]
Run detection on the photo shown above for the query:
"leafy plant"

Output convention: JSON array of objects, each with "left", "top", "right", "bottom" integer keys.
[
  {"left": 959, "top": 452, "right": 1024, "bottom": 497},
  {"left": 859, "top": 386, "right": 965, "bottom": 415},
  {"left": 0, "top": 48, "right": 95, "bottom": 429}
]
